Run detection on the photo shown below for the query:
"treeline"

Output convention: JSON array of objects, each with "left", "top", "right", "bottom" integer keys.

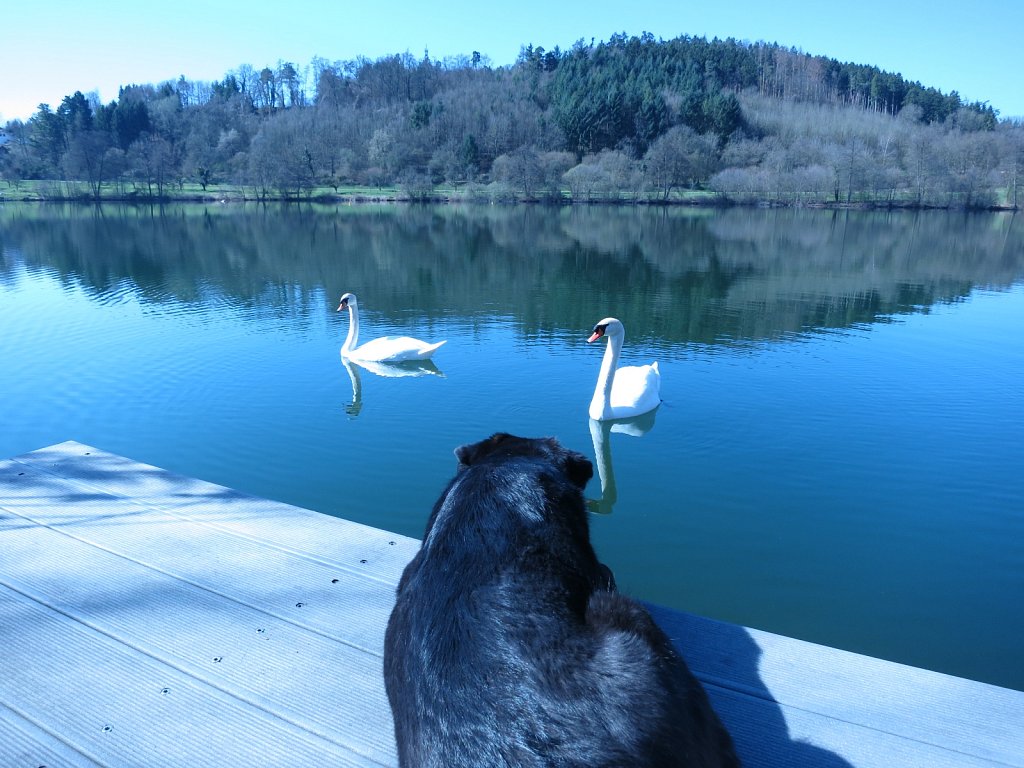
[{"left": 1, "top": 33, "right": 1021, "bottom": 208}]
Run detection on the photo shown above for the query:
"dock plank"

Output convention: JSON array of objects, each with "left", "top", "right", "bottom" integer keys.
[
  {"left": 651, "top": 606, "right": 1019, "bottom": 768},
  {"left": 0, "top": 703, "right": 97, "bottom": 768},
  {"left": 1, "top": 517, "right": 395, "bottom": 762},
  {"left": 0, "top": 587, "right": 376, "bottom": 767},
  {"left": 2, "top": 441, "right": 1022, "bottom": 767}
]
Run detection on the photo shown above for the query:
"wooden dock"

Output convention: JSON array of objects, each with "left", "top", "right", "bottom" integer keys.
[{"left": 1, "top": 441, "right": 1021, "bottom": 767}]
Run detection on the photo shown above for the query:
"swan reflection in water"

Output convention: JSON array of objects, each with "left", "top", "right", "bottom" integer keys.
[
  {"left": 340, "top": 354, "right": 444, "bottom": 418},
  {"left": 586, "top": 408, "right": 658, "bottom": 515}
]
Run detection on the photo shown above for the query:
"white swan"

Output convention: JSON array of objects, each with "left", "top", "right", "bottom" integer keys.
[
  {"left": 587, "top": 317, "right": 661, "bottom": 421},
  {"left": 338, "top": 293, "right": 446, "bottom": 362}
]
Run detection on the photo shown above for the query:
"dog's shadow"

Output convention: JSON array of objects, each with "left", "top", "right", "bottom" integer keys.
[{"left": 647, "top": 605, "right": 854, "bottom": 768}]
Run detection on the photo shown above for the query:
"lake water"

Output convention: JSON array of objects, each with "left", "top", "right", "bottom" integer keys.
[{"left": 2, "top": 202, "right": 1022, "bottom": 691}]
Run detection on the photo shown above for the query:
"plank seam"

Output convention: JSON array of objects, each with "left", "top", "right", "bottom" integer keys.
[{"left": 0, "top": 700, "right": 102, "bottom": 767}]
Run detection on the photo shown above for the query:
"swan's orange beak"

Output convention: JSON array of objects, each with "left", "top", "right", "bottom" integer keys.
[
  {"left": 337, "top": 300, "right": 348, "bottom": 311},
  {"left": 587, "top": 330, "right": 603, "bottom": 343}
]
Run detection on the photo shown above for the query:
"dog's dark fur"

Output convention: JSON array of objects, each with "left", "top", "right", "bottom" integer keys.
[{"left": 383, "top": 433, "right": 740, "bottom": 768}]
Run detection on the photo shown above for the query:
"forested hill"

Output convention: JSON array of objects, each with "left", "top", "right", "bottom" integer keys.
[
  {"left": 2, "top": 33, "right": 1021, "bottom": 208},
  {"left": 543, "top": 33, "right": 994, "bottom": 154}
]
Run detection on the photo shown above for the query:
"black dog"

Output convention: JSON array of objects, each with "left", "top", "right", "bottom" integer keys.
[{"left": 383, "top": 433, "right": 740, "bottom": 767}]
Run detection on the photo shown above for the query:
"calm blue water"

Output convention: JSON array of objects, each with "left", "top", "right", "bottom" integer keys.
[{"left": 2, "top": 203, "right": 1022, "bottom": 690}]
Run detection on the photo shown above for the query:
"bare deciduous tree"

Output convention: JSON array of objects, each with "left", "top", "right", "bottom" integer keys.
[{"left": 643, "top": 125, "right": 718, "bottom": 200}]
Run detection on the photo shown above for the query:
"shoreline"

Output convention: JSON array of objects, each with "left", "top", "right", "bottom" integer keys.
[{"left": 1, "top": 186, "right": 1018, "bottom": 212}]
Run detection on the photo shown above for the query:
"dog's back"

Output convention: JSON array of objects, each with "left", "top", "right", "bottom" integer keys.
[{"left": 383, "top": 433, "right": 739, "bottom": 767}]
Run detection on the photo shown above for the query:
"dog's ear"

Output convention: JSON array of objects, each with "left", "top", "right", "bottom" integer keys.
[
  {"left": 561, "top": 449, "right": 594, "bottom": 488},
  {"left": 455, "top": 433, "right": 513, "bottom": 467},
  {"left": 454, "top": 442, "right": 478, "bottom": 467}
]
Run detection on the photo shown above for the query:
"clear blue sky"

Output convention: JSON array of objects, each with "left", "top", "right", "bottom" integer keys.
[{"left": 2, "top": 0, "right": 1021, "bottom": 122}]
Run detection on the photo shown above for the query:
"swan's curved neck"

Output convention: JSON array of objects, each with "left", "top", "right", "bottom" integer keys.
[
  {"left": 590, "top": 332, "right": 622, "bottom": 419},
  {"left": 341, "top": 304, "right": 360, "bottom": 353}
]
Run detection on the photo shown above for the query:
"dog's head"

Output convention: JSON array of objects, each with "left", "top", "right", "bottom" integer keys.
[{"left": 454, "top": 433, "right": 593, "bottom": 489}]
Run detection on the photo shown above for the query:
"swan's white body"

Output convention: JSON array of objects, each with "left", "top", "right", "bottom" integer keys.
[
  {"left": 587, "top": 317, "right": 661, "bottom": 421},
  {"left": 338, "top": 293, "right": 446, "bottom": 362}
]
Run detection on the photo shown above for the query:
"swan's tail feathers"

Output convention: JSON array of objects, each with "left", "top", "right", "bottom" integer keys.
[{"left": 416, "top": 339, "right": 447, "bottom": 358}]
